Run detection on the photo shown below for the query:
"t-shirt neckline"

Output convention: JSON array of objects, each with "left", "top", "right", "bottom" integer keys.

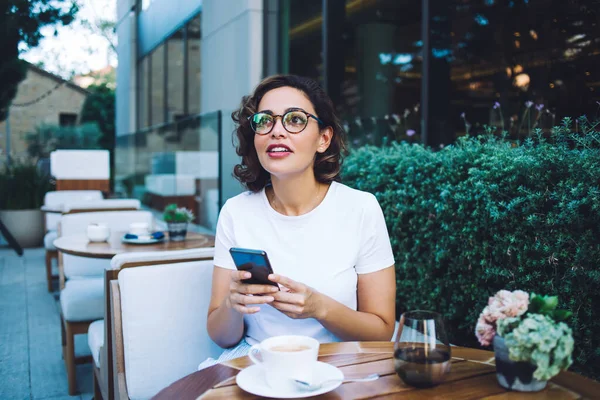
[{"left": 261, "top": 181, "right": 338, "bottom": 220}]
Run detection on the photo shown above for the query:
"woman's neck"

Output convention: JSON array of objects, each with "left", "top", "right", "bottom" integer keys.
[{"left": 268, "top": 173, "right": 329, "bottom": 216}]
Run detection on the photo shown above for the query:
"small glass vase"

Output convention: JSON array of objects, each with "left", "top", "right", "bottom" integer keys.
[
  {"left": 167, "top": 222, "right": 188, "bottom": 241},
  {"left": 493, "top": 335, "right": 547, "bottom": 392}
]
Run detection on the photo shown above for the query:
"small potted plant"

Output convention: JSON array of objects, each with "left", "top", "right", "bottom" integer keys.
[
  {"left": 162, "top": 203, "right": 194, "bottom": 241},
  {"left": 475, "top": 290, "right": 574, "bottom": 392}
]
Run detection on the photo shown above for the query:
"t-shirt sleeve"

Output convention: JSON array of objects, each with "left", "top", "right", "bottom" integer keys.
[
  {"left": 213, "top": 201, "right": 236, "bottom": 270},
  {"left": 355, "top": 194, "right": 395, "bottom": 274}
]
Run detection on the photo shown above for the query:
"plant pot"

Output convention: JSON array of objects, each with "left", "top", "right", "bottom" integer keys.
[
  {"left": 0, "top": 209, "right": 44, "bottom": 248},
  {"left": 167, "top": 222, "right": 188, "bottom": 241},
  {"left": 493, "top": 335, "right": 547, "bottom": 392}
]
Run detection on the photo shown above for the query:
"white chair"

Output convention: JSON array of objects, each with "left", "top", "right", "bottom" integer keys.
[
  {"left": 43, "top": 190, "right": 103, "bottom": 292},
  {"left": 89, "top": 248, "right": 217, "bottom": 400},
  {"left": 51, "top": 149, "right": 110, "bottom": 192},
  {"left": 58, "top": 210, "right": 154, "bottom": 395},
  {"left": 109, "top": 251, "right": 222, "bottom": 399}
]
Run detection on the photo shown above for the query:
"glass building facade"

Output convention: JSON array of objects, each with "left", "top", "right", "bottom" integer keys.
[
  {"left": 116, "top": 0, "right": 599, "bottom": 231},
  {"left": 280, "top": 0, "right": 599, "bottom": 146}
]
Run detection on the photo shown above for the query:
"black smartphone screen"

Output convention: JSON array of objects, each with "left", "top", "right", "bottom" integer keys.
[{"left": 229, "top": 247, "right": 279, "bottom": 288}]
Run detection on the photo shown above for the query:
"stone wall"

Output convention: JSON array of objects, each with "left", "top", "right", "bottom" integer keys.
[{"left": 0, "top": 66, "right": 88, "bottom": 156}]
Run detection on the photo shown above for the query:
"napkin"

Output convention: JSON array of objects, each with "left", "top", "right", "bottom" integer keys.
[{"left": 124, "top": 232, "right": 165, "bottom": 240}]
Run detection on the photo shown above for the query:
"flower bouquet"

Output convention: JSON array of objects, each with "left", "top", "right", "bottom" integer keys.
[
  {"left": 475, "top": 290, "right": 574, "bottom": 392},
  {"left": 163, "top": 203, "right": 194, "bottom": 241}
]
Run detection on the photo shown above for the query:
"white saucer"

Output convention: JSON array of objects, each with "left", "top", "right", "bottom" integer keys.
[
  {"left": 236, "top": 361, "right": 343, "bottom": 398},
  {"left": 121, "top": 235, "right": 164, "bottom": 245}
]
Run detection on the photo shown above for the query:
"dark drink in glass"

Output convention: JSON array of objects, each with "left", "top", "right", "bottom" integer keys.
[{"left": 393, "top": 311, "right": 451, "bottom": 388}]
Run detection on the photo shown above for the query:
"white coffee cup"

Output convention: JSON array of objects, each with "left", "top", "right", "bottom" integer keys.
[
  {"left": 87, "top": 223, "right": 110, "bottom": 242},
  {"left": 129, "top": 222, "right": 150, "bottom": 236},
  {"left": 248, "top": 335, "right": 319, "bottom": 392}
]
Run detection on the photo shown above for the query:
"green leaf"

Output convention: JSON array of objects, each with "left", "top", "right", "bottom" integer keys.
[{"left": 552, "top": 310, "right": 573, "bottom": 322}]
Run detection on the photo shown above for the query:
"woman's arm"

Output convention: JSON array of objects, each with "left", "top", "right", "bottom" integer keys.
[
  {"left": 268, "top": 265, "right": 396, "bottom": 341},
  {"left": 207, "top": 266, "right": 279, "bottom": 348}
]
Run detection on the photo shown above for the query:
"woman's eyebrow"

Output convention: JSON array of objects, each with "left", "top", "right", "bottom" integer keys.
[
  {"left": 257, "top": 107, "right": 305, "bottom": 115},
  {"left": 285, "top": 107, "right": 304, "bottom": 113}
]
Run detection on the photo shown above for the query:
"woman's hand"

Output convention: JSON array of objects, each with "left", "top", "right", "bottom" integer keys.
[
  {"left": 268, "top": 274, "right": 325, "bottom": 320},
  {"left": 227, "top": 271, "right": 279, "bottom": 314}
]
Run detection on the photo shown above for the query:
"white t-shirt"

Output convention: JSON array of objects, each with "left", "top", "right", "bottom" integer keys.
[{"left": 213, "top": 181, "right": 395, "bottom": 345}]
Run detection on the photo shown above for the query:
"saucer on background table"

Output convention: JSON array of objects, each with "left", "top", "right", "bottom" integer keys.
[
  {"left": 121, "top": 232, "right": 165, "bottom": 245},
  {"left": 236, "top": 361, "right": 343, "bottom": 399}
]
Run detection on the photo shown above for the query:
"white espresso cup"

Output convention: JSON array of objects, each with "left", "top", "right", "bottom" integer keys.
[
  {"left": 248, "top": 335, "right": 319, "bottom": 392},
  {"left": 87, "top": 223, "right": 110, "bottom": 242},
  {"left": 128, "top": 222, "right": 150, "bottom": 236}
]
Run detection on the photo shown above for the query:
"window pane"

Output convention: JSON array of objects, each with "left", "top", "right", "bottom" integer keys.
[
  {"left": 342, "top": 0, "right": 422, "bottom": 146},
  {"left": 187, "top": 14, "right": 202, "bottom": 115},
  {"left": 287, "top": 0, "right": 323, "bottom": 83},
  {"left": 138, "top": 56, "right": 149, "bottom": 129},
  {"left": 167, "top": 27, "right": 185, "bottom": 122},
  {"left": 447, "top": 0, "right": 600, "bottom": 139},
  {"left": 150, "top": 43, "right": 165, "bottom": 126}
]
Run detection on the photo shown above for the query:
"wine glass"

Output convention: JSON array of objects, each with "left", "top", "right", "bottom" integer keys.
[{"left": 393, "top": 310, "right": 451, "bottom": 388}]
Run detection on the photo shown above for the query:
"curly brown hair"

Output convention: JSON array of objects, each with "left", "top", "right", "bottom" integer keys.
[{"left": 231, "top": 75, "right": 347, "bottom": 192}]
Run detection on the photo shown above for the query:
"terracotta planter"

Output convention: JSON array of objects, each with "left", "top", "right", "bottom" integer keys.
[
  {"left": 0, "top": 209, "right": 44, "bottom": 248},
  {"left": 167, "top": 222, "right": 188, "bottom": 241},
  {"left": 493, "top": 335, "right": 547, "bottom": 392}
]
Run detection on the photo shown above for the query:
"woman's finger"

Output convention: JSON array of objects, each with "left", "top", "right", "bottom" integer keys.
[
  {"left": 269, "top": 274, "right": 304, "bottom": 292},
  {"left": 270, "top": 301, "right": 303, "bottom": 314},
  {"left": 231, "top": 270, "right": 251, "bottom": 282},
  {"left": 232, "top": 304, "right": 261, "bottom": 314},
  {"left": 271, "top": 291, "right": 304, "bottom": 305},
  {"left": 232, "top": 292, "right": 274, "bottom": 305},
  {"left": 237, "top": 283, "right": 279, "bottom": 295}
]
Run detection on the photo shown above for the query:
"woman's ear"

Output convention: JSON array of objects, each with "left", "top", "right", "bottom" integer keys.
[{"left": 317, "top": 127, "right": 333, "bottom": 153}]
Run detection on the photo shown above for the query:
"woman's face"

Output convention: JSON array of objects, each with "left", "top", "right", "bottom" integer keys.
[{"left": 254, "top": 86, "right": 332, "bottom": 180}]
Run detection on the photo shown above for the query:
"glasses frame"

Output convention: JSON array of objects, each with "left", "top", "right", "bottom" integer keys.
[{"left": 248, "top": 109, "right": 325, "bottom": 135}]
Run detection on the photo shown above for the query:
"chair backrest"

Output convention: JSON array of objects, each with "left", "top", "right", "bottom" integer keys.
[
  {"left": 62, "top": 199, "right": 141, "bottom": 214},
  {"left": 44, "top": 190, "right": 104, "bottom": 230},
  {"left": 60, "top": 211, "right": 154, "bottom": 278},
  {"left": 112, "top": 257, "right": 222, "bottom": 399},
  {"left": 51, "top": 149, "right": 110, "bottom": 192},
  {"left": 103, "top": 248, "right": 216, "bottom": 400}
]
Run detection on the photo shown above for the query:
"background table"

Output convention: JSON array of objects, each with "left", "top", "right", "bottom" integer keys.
[
  {"left": 153, "top": 342, "right": 600, "bottom": 399},
  {"left": 54, "top": 231, "right": 214, "bottom": 259}
]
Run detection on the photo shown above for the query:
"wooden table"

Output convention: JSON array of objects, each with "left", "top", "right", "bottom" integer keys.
[
  {"left": 153, "top": 342, "right": 600, "bottom": 400},
  {"left": 54, "top": 231, "right": 214, "bottom": 259}
]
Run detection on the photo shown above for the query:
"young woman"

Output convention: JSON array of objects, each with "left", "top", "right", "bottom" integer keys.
[{"left": 205, "top": 75, "right": 396, "bottom": 362}]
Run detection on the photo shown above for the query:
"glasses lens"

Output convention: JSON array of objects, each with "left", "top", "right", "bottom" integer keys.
[
  {"left": 251, "top": 113, "right": 273, "bottom": 134},
  {"left": 283, "top": 111, "right": 309, "bottom": 133}
]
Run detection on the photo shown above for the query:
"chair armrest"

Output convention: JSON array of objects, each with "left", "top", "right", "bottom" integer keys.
[{"left": 110, "top": 280, "right": 128, "bottom": 400}]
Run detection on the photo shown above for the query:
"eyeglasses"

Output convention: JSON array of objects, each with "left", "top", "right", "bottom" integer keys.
[{"left": 248, "top": 109, "right": 324, "bottom": 135}]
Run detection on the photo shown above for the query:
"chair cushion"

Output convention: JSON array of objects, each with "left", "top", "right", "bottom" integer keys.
[
  {"left": 119, "top": 261, "right": 222, "bottom": 399},
  {"left": 44, "top": 230, "right": 58, "bottom": 250},
  {"left": 60, "top": 277, "right": 104, "bottom": 322},
  {"left": 88, "top": 320, "right": 105, "bottom": 368}
]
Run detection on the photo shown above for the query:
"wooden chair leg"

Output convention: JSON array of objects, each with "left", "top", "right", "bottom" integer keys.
[
  {"left": 64, "top": 322, "right": 78, "bottom": 395},
  {"left": 60, "top": 315, "right": 66, "bottom": 359},
  {"left": 45, "top": 250, "right": 54, "bottom": 292},
  {"left": 93, "top": 370, "right": 103, "bottom": 400}
]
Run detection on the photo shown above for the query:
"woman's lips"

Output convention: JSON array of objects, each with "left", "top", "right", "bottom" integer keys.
[{"left": 266, "top": 145, "right": 292, "bottom": 158}]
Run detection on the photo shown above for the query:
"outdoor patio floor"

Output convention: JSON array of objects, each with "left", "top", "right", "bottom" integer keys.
[{"left": 0, "top": 247, "right": 93, "bottom": 400}]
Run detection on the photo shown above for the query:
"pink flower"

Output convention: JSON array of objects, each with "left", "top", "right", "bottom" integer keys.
[
  {"left": 475, "top": 290, "right": 530, "bottom": 346},
  {"left": 476, "top": 318, "right": 495, "bottom": 347}
]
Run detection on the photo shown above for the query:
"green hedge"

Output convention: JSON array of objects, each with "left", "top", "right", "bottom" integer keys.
[{"left": 342, "top": 120, "right": 600, "bottom": 380}]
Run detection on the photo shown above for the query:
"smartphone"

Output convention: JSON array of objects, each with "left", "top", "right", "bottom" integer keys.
[{"left": 229, "top": 247, "right": 279, "bottom": 289}]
